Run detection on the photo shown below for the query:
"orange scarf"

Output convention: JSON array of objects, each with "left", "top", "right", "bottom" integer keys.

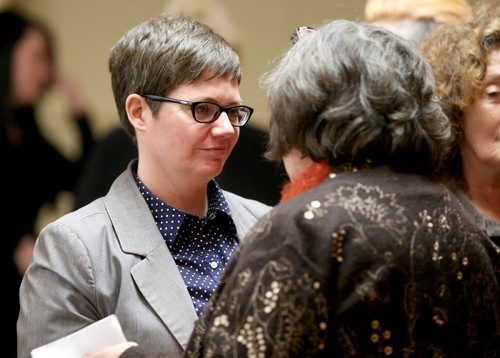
[{"left": 280, "top": 160, "right": 331, "bottom": 203}]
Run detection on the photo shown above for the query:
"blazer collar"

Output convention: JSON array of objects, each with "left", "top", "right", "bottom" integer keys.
[{"left": 104, "top": 159, "right": 198, "bottom": 349}]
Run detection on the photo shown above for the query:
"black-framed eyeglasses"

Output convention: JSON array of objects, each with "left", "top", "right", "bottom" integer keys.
[
  {"left": 142, "top": 94, "right": 253, "bottom": 127},
  {"left": 290, "top": 26, "right": 315, "bottom": 45}
]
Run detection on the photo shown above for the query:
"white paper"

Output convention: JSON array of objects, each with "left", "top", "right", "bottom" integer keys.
[{"left": 31, "top": 314, "right": 128, "bottom": 358}]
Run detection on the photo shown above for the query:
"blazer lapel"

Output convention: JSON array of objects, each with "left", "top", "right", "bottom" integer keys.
[
  {"left": 105, "top": 161, "right": 198, "bottom": 348},
  {"left": 131, "top": 248, "right": 198, "bottom": 348}
]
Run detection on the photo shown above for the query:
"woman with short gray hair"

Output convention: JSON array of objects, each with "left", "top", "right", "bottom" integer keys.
[{"left": 185, "top": 19, "right": 499, "bottom": 357}]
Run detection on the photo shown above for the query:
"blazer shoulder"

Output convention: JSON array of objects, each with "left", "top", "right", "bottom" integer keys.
[
  {"left": 223, "top": 190, "right": 272, "bottom": 217},
  {"left": 56, "top": 197, "right": 108, "bottom": 227}
]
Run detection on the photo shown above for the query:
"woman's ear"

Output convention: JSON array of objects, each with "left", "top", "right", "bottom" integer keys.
[{"left": 125, "top": 94, "right": 148, "bottom": 132}]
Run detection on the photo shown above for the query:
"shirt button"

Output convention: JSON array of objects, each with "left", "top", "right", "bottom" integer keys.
[{"left": 210, "top": 261, "right": 218, "bottom": 269}]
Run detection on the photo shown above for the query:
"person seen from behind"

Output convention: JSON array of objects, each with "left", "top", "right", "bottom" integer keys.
[
  {"left": 0, "top": 9, "right": 94, "bottom": 358},
  {"left": 184, "top": 19, "right": 500, "bottom": 357}
]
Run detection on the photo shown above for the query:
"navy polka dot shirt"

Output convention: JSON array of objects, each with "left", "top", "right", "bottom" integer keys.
[{"left": 135, "top": 176, "right": 238, "bottom": 316}]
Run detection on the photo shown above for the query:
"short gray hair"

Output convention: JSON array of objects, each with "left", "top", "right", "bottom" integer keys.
[
  {"left": 262, "top": 20, "right": 452, "bottom": 175},
  {"left": 109, "top": 15, "right": 241, "bottom": 140}
]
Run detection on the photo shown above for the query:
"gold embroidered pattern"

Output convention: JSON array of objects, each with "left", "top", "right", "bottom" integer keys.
[{"left": 187, "top": 169, "right": 499, "bottom": 357}]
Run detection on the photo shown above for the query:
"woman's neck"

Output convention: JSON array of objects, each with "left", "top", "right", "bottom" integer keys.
[
  {"left": 137, "top": 160, "right": 209, "bottom": 218},
  {"left": 462, "top": 164, "right": 500, "bottom": 221},
  {"left": 280, "top": 160, "right": 331, "bottom": 203},
  {"left": 464, "top": 184, "right": 500, "bottom": 221}
]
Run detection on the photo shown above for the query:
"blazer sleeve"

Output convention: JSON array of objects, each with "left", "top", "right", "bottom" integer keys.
[{"left": 17, "top": 221, "right": 99, "bottom": 358}]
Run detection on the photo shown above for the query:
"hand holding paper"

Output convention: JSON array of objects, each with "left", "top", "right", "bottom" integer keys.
[{"left": 31, "top": 315, "right": 129, "bottom": 358}]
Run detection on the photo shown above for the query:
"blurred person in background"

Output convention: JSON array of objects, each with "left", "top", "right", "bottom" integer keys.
[
  {"left": 421, "top": 0, "right": 500, "bottom": 243},
  {"left": 0, "top": 8, "right": 94, "bottom": 357},
  {"left": 364, "top": 0, "right": 472, "bottom": 45}
]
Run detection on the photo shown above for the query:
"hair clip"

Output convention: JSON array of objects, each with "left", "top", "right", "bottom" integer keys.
[{"left": 290, "top": 26, "right": 315, "bottom": 45}]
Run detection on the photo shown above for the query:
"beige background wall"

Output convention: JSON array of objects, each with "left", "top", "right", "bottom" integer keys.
[{"left": 9, "top": 0, "right": 369, "bottom": 158}]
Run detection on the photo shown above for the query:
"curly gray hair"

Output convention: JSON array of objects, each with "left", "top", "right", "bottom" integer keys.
[{"left": 261, "top": 20, "right": 452, "bottom": 175}]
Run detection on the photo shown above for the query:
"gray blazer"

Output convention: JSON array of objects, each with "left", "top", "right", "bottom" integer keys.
[{"left": 17, "top": 162, "right": 271, "bottom": 358}]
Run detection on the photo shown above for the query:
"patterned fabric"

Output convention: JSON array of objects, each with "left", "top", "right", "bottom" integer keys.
[
  {"left": 186, "top": 166, "right": 500, "bottom": 357},
  {"left": 136, "top": 177, "right": 238, "bottom": 316}
]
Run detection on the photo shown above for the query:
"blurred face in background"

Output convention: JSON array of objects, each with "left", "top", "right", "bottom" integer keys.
[
  {"left": 461, "top": 46, "right": 500, "bottom": 176},
  {"left": 10, "top": 26, "right": 52, "bottom": 107}
]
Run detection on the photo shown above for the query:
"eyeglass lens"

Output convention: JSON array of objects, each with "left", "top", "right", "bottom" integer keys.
[{"left": 194, "top": 103, "right": 251, "bottom": 126}]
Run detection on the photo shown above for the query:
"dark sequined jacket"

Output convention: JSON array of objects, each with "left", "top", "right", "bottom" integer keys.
[{"left": 186, "top": 166, "right": 500, "bottom": 357}]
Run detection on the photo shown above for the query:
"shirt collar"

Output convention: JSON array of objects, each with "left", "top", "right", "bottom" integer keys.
[{"left": 134, "top": 175, "right": 231, "bottom": 234}]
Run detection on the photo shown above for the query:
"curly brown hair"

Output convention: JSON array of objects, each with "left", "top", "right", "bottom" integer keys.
[{"left": 421, "top": 0, "right": 500, "bottom": 180}]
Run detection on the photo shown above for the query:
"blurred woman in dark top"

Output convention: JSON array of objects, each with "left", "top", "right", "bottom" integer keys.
[{"left": 0, "top": 9, "right": 94, "bottom": 357}]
